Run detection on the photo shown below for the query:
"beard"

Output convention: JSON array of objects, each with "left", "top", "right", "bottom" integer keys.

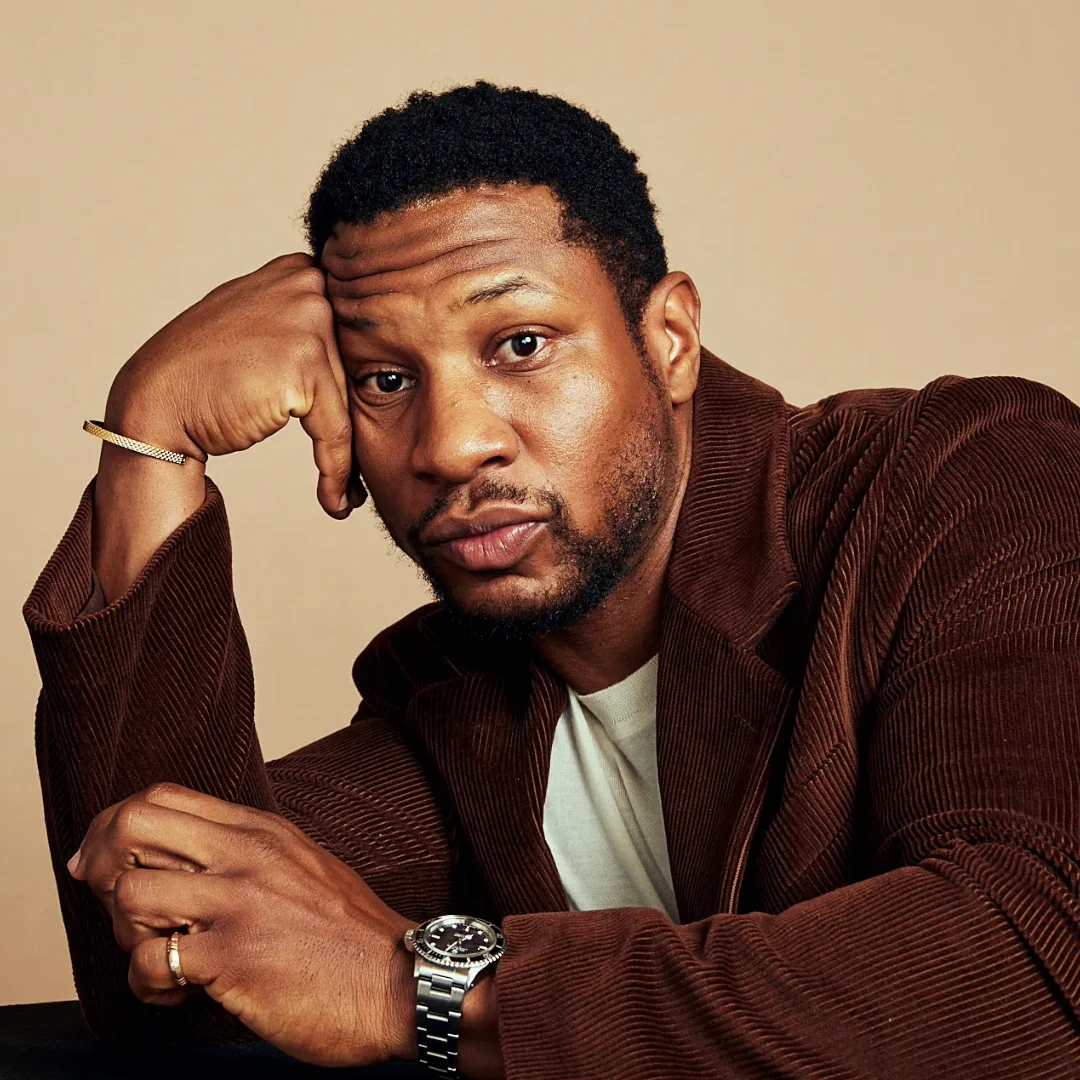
[{"left": 399, "top": 390, "right": 678, "bottom": 642}]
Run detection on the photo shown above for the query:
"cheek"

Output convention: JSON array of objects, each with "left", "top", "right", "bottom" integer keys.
[
  {"left": 350, "top": 413, "right": 418, "bottom": 535},
  {"left": 517, "top": 367, "right": 642, "bottom": 528}
]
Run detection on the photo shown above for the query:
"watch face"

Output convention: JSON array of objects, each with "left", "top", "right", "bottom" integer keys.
[{"left": 418, "top": 916, "right": 504, "bottom": 966}]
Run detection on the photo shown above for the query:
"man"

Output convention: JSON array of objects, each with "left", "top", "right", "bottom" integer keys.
[{"left": 24, "top": 81, "right": 1080, "bottom": 1078}]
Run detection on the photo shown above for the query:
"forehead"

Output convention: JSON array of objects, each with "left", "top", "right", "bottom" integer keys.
[{"left": 321, "top": 184, "right": 583, "bottom": 302}]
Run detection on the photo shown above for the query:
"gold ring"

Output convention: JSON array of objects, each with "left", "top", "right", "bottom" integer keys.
[{"left": 166, "top": 931, "right": 188, "bottom": 987}]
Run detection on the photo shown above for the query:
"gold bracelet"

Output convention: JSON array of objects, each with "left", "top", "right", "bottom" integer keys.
[{"left": 83, "top": 420, "right": 189, "bottom": 465}]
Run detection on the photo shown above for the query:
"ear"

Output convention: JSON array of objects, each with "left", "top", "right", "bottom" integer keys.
[{"left": 640, "top": 272, "right": 701, "bottom": 406}]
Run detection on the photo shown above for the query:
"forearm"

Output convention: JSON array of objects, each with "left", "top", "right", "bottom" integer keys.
[
  {"left": 26, "top": 481, "right": 275, "bottom": 1041},
  {"left": 492, "top": 847, "right": 1080, "bottom": 1079},
  {"left": 93, "top": 389, "right": 207, "bottom": 603},
  {"left": 29, "top": 479, "right": 270, "bottom": 811}
]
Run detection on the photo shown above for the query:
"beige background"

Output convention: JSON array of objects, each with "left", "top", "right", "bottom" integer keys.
[{"left": 2, "top": 0, "right": 1077, "bottom": 1005}]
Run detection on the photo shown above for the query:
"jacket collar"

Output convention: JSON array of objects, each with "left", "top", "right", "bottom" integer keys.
[{"left": 665, "top": 348, "right": 799, "bottom": 648}]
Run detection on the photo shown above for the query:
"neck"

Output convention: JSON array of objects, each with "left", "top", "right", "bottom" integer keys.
[{"left": 531, "top": 420, "right": 693, "bottom": 696}]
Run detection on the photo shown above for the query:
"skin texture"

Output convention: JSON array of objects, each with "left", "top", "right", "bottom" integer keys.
[
  {"left": 79, "top": 184, "right": 702, "bottom": 1075},
  {"left": 68, "top": 784, "right": 418, "bottom": 1068},
  {"left": 325, "top": 185, "right": 700, "bottom": 687}
]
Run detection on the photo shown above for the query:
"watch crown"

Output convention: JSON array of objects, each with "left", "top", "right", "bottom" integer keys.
[{"left": 403, "top": 927, "right": 416, "bottom": 952}]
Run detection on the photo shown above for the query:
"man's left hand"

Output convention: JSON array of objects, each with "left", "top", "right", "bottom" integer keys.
[{"left": 68, "top": 783, "right": 418, "bottom": 1068}]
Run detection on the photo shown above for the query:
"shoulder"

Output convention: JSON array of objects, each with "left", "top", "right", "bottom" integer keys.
[
  {"left": 781, "top": 373, "right": 1080, "bottom": 632},
  {"left": 787, "top": 372, "right": 1080, "bottom": 504}
]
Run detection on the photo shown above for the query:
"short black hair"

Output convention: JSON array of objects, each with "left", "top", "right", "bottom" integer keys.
[{"left": 305, "top": 81, "right": 668, "bottom": 345}]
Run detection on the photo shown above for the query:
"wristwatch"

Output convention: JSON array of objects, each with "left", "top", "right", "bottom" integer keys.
[{"left": 403, "top": 914, "right": 505, "bottom": 1076}]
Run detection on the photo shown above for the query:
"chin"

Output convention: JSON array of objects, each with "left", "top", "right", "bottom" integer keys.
[
  {"left": 441, "top": 572, "right": 561, "bottom": 621},
  {"left": 423, "top": 565, "right": 583, "bottom": 640}
]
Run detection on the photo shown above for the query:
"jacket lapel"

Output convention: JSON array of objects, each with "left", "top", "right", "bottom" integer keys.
[
  {"left": 402, "top": 651, "right": 570, "bottom": 917},
  {"left": 656, "top": 600, "right": 795, "bottom": 921},
  {"left": 658, "top": 351, "right": 800, "bottom": 921}
]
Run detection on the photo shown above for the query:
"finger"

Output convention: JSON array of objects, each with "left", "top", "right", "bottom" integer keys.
[
  {"left": 316, "top": 283, "right": 349, "bottom": 411},
  {"left": 87, "top": 800, "right": 244, "bottom": 881},
  {"left": 347, "top": 461, "right": 368, "bottom": 509},
  {"left": 138, "top": 782, "right": 270, "bottom": 829},
  {"left": 72, "top": 784, "right": 265, "bottom": 876},
  {"left": 129, "top": 929, "right": 218, "bottom": 1003},
  {"left": 112, "top": 868, "right": 230, "bottom": 951},
  {"left": 312, "top": 269, "right": 368, "bottom": 510},
  {"left": 72, "top": 787, "right": 269, "bottom": 904},
  {"left": 319, "top": 316, "right": 368, "bottom": 512},
  {"left": 74, "top": 806, "right": 249, "bottom": 907},
  {"left": 262, "top": 251, "right": 316, "bottom": 276},
  {"left": 69, "top": 801, "right": 165, "bottom": 887},
  {"left": 297, "top": 354, "right": 355, "bottom": 518},
  {"left": 68, "top": 801, "right": 123, "bottom": 878}
]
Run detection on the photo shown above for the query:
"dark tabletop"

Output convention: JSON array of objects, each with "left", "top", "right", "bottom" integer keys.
[{"left": 0, "top": 1001, "right": 428, "bottom": 1079}]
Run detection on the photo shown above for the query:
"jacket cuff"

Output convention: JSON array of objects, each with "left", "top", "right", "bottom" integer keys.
[
  {"left": 495, "top": 907, "right": 673, "bottom": 1080},
  {"left": 24, "top": 475, "right": 222, "bottom": 631}
]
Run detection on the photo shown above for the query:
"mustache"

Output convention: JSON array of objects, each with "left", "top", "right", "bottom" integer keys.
[{"left": 405, "top": 478, "right": 565, "bottom": 549}]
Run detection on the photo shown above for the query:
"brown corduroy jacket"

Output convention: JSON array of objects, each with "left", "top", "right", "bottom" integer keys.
[{"left": 24, "top": 351, "right": 1080, "bottom": 1078}]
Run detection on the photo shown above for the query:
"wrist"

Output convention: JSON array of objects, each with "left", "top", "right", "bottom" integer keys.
[
  {"left": 103, "top": 363, "right": 205, "bottom": 464},
  {"left": 401, "top": 915, "right": 506, "bottom": 1080},
  {"left": 458, "top": 971, "right": 504, "bottom": 1080},
  {"left": 91, "top": 370, "right": 209, "bottom": 603},
  {"left": 384, "top": 922, "right": 420, "bottom": 1064}
]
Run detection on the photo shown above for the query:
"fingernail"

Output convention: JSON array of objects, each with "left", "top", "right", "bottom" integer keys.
[
  {"left": 347, "top": 480, "right": 367, "bottom": 509},
  {"left": 66, "top": 849, "right": 82, "bottom": 876},
  {"left": 337, "top": 494, "right": 350, "bottom": 513}
]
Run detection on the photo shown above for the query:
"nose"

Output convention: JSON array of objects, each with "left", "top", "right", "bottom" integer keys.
[{"left": 410, "top": 373, "right": 518, "bottom": 485}]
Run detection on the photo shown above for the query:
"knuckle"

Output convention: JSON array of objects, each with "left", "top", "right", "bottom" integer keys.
[
  {"left": 112, "top": 915, "right": 138, "bottom": 953},
  {"left": 112, "top": 870, "right": 144, "bottom": 915},
  {"left": 81, "top": 809, "right": 108, "bottom": 848},
  {"left": 142, "top": 781, "right": 184, "bottom": 805},
  {"left": 267, "top": 252, "right": 313, "bottom": 273},
  {"left": 110, "top": 801, "right": 147, "bottom": 845},
  {"left": 292, "top": 330, "right": 327, "bottom": 365},
  {"left": 324, "top": 416, "right": 354, "bottom": 450},
  {"left": 292, "top": 268, "right": 328, "bottom": 296},
  {"left": 128, "top": 941, "right": 155, "bottom": 986},
  {"left": 245, "top": 825, "right": 284, "bottom": 864},
  {"left": 295, "top": 294, "right": 332, "bottom": 332},
  {"left": 265, "top": 248, "right": 315, "bottom": 274}
]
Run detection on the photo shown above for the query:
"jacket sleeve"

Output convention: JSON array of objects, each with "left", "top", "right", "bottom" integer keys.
[
  {"left": 23, "top": 478, "right": 452, "bottom": 1046},
  {"left": 494, "top": 376, "right": 1080, "bottom": 1080}
]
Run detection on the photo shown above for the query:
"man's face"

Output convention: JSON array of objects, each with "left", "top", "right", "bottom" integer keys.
[{"left": 321, "top": 184, "right": 681, "bottom": 638}]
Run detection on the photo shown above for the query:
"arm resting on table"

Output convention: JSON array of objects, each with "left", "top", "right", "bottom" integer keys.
[{"left": 24, "top": 479, "right": 452, "bottom": 1046}]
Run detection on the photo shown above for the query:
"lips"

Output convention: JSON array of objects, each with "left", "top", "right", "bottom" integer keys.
[{"left": 419, "top": 509, "right": 549, "bottom": 572}]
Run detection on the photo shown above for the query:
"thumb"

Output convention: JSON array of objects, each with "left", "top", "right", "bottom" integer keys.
[{"left": 297, "top": 363, "right": 355, "bottom": 518}]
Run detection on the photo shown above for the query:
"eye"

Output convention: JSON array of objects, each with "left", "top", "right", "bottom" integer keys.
[
  {"left": 358, "top": 370, "right": 416, "bottom": 396},
  {"left": 495, "top": 332, "right": 549, "bottom": 362}
]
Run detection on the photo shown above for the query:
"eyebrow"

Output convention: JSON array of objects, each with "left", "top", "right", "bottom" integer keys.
[
  {"left": 451, "top": 275, "right": 552, "bottom": 310},
  {"left": 333, "top": 275, "right": 554, "bottom": 334}
]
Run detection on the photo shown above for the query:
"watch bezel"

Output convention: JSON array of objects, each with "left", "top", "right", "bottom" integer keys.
[{"left": 410, "top": 914, "right": 505, "bottom": 971}]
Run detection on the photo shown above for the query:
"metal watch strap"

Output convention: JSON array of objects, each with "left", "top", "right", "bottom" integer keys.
[{"left": 416, "top": 967, "right": 468, "bottom": 1075}]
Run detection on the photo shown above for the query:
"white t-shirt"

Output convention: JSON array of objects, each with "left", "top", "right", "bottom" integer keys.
[{"left": 542, "top": 655, "right": 680, "bottom": 922}]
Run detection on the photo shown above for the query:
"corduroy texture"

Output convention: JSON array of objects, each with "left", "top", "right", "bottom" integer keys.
[{"left": 24, "top": 351, "right": 1080, "bottom": 1077}]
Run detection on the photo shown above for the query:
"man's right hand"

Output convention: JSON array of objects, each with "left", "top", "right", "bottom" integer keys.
[{"left": 92, "top": 253, "right": 357, "bottom": 603}]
